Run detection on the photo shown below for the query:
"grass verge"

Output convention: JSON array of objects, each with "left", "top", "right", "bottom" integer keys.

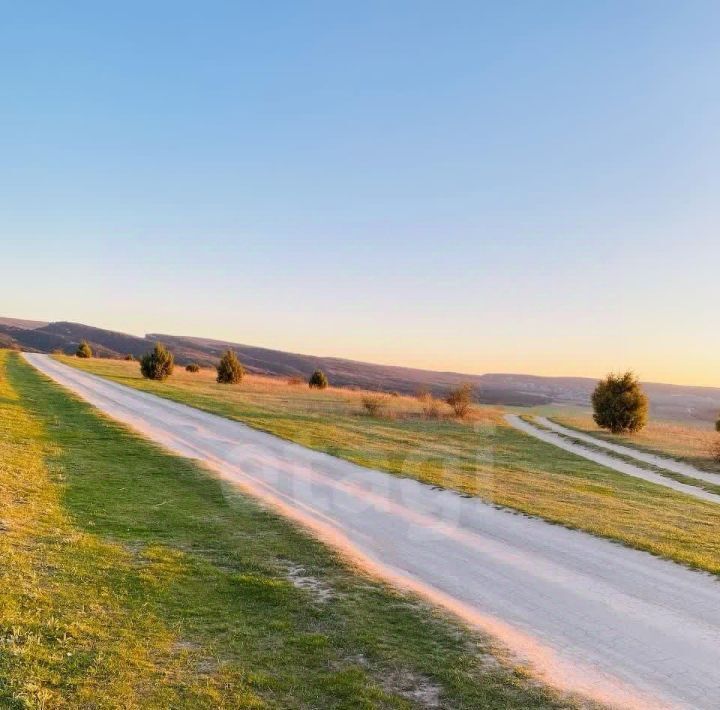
[{"left": 0, "top": 350, "right": 579, "bottom": 709}]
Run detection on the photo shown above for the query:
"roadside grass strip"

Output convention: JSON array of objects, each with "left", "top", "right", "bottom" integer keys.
[{"left": 0, "top": 351, "right": 579, "bottom": 710}]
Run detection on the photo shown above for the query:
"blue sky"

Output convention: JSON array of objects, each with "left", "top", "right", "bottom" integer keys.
[{"left": 2, "top": 1, "right": 718, "bottom": 385}]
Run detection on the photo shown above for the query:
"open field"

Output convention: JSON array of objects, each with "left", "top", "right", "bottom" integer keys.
[
  {"left": 547, "top": 410, "right": 720, "bottom": 475},
  {"left": 1, "top": 350, "right": 581, "bottom": 709},
  {"left": 56, "top": 355, "right": 720, "bottom": 576},
  {"left": 29, "top": 353, "right": 720, "bottom": 709}
]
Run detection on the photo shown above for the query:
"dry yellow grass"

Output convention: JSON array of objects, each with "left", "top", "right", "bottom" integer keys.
[{"left": 82, "top": 357, "right": 504, "bottom": 425}]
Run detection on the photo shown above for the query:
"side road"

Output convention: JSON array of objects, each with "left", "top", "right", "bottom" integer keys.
[
  {"left": 506, "top": 415, "right": 720, "bottom": 504},
  {"left": 24, "top": 353, "right": 720, "bottom": 710},
  {"left": 536, "top": 417, "right": 720, "bottom": 485}
]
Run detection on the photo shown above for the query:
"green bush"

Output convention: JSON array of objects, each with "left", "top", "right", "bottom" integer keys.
[
  {"left": 592, "top": 371, "right": 649, "bottom": 434},
  {"left": 139, "top": 342, "right": 175, "bottom": 381},
  {"left": 186, "top": 363, "right": 200, "bottom": 373},
  {"left": 446, "top": 383, "right": 473, "bottom": 418},
  {"left": 216, "top": 350, "right": 243, "bottom": 384},
  {"left": 76, "top": 340, "right": 93, "bottom": 359},
  {"left": 308, "top": 369, "right": 328, "bottom": 389},
  {"left": 716, "top": 415, "right": 720, "bottom": 433}
]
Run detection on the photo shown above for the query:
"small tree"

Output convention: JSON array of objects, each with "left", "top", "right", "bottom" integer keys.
[
  {"left": 308, "top": 369, "right": 328, "bottom": 389},
  {"left": 446, "top": 383, "right": 473, "bottom": 418},
  {"left": 716, "top": 414, "right": 720, "bottom": 433},
  {"left": 186, "top": 363, "right": 200, "bottom": 373},
  {"left": 140, "top": 342, "right": 174, "bottom": 381},
  {"left": 124, "top": 353, "right": 135, "bottom": 361},
  {"left": 216, "top": 350, "right": 243, "bottom": 384},
  {"left": 592, "top": 371, "right": 648, "bottom": 434},
  {"left": 76, "top": 340, "right": 93, "bottom": 358}
]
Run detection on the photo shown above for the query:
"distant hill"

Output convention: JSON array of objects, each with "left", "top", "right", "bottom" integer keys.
[
  {"left": 2, "top": 316, "right": 719, "bottom": 422},
  {"left": 0, "top": 317, "right": 49, "bottom": 330}
]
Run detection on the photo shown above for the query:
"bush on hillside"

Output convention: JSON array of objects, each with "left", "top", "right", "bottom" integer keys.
[
  {"left": 592, "top": 371, "right": 648, "bottom": 434},
  {"left": 216, "top": 350, "right": 243, "bottom": 384},
  {"left": 140, "top": 342, "right": 175, "bottom": 381},
  {"left": 711, "top": 439, "right": 720, "bottom": 464},
  {"left": 76, "top": 340, "right": 93, "bottom": 359},
  {"left": 446, "top": 383, "right": 473, "bottom": 418},
  {"left": 361, "top": 395, "right": 386, "bottom": 417},
  {"left": 186, "top": 363, "right": 200, "bottom": 373},
  {"left": 418, "top": 391, "right": 441, "bottom": 419},
  {"left": 124, "top": 353, "right": 134, "bottom": 361},
  {"left": 716, "top": 414, "right": 720, "bottom": 433},
  {"left": 308, "top": 369, "right": 328, "bottom": 389}
]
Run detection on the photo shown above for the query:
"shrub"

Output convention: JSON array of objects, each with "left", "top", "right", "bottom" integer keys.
[
  {"left": 140, "top": 342, "right": 175, "bottom": 381},
  {"left": 216, "top": 350, "right": 243, "bottom": 384},
  {"left": 308, "top": 369, "right": 328, "bottom": 389},
  {"left": 446, "top": 383, "right": 473, "bottom": 418},
  {"left": 361, "top": 395, "right": 386, "bottom": 417},
  {"left": 716, "top": 415, "right": 720, "bottom": 433},
  {"left": 711, "top": 439, "right": 720, "bottom": 464},
  {"left": 418, "top": 391, "right": 441, "bottom": 419},
  {"left": 76, "top": 340, "right": 93, "bottom": 358},
  {"left": 592, "top": 371, "right": 648, "bottom": 434},
  {"left": 416, "top": 387, "right": 430, "bottom": 401},
  {"left": 186, "top": 363, "right": 200, "bottom": 373},
  {"left": 124, "top": 354, "right": 134, "bottom": 361}
]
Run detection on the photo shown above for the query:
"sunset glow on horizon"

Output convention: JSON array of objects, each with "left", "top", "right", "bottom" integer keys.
[{"left": 2, "top": 2, "right": 718, "bottom": 389}]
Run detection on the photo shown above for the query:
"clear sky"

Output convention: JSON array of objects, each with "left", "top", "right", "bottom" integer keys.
[{"left": 2, "top": 1, "right": 718, "bottom": 386}]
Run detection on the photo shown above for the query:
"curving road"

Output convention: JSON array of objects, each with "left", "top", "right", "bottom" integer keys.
[
  {"left": 24, "top": 353, "right": 720, "bottom": 710},
  {"left": 506, "top": 415, "right": 720, "bottom": 505},
  {"left": 535, "top": 417, "right": 720, "bottom": 486}
]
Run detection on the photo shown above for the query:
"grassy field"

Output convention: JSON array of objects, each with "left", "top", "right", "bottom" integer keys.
[
  {"left": 548, "top": 410, "right": 720, "bottom": 475},
  {"left": 0, "top": 349, "right": 586, "bottom": 709},
  {"left": 57, "top": 355, "right": 720, "bottom": 576}
]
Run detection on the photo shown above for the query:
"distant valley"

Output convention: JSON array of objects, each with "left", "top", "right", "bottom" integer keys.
[{"left": 1, "top": 316, "right": 718, "bottom": 422}]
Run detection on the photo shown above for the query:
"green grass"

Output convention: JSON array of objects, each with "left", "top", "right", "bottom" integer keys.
[
  {"left": 57, "top": 356, "right": 720, "bottom": 576},
  {"left": 0, "top": 350, "right": 581, "bottom": 709}
]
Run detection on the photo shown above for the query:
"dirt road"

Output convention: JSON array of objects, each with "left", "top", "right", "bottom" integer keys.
[
  {"left": 506, "top": 414, "right": 720, "bottom": 504},
  {"left": 25, "top": 354, "right": 720, "bottom": 709},
  {"left": 535, "top": 417, "right": 720, "bottom": 485}
]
